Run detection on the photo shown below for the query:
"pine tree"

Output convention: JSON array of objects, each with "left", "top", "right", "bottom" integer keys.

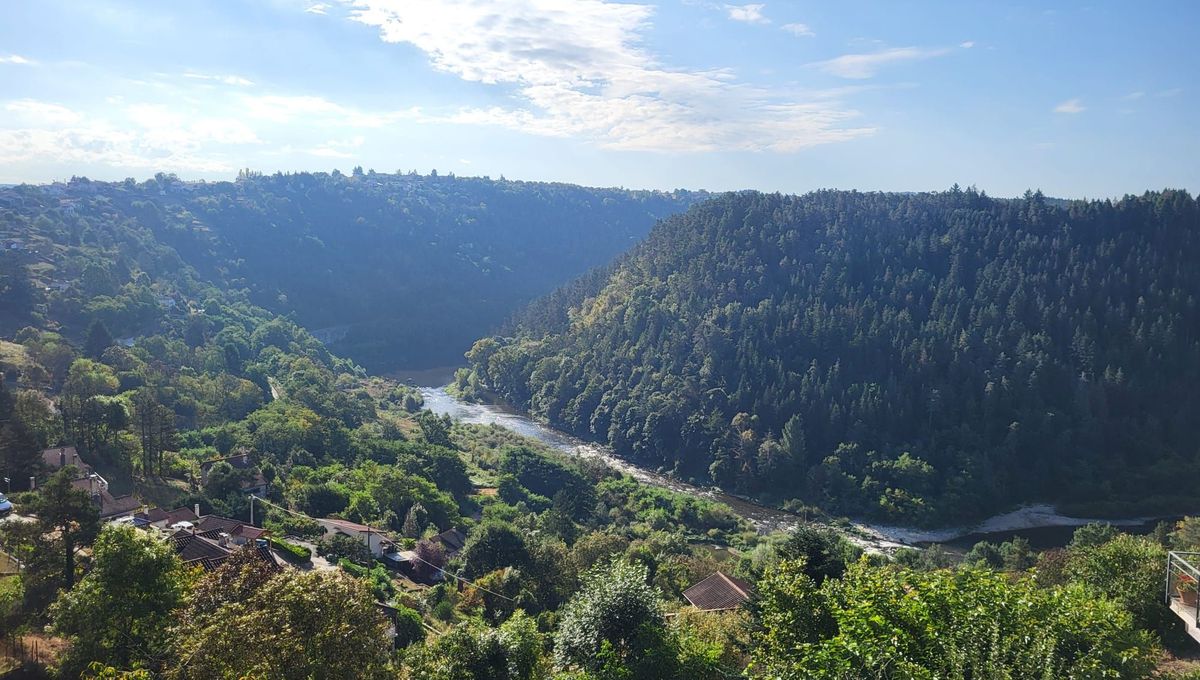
[{"left": 83, "top": 320, "right": 114, "bottom": 359}]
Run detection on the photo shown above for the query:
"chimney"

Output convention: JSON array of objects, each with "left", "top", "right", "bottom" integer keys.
[
  {"left": 194, "top": 503, "right": 201, "bottom": 518},
  {"left": 218, "top": 532, "right": 230, "bottom": 547}
]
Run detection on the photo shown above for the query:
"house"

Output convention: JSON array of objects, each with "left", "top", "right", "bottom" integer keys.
[
  {"left": 42, "top": 446, "right": 91, "bottom": 475},
  {"left": 382, "top": 549, "right": 420, "bottom": 577},
  {"left": 70, "top": 473, "right": 141, "bottom": 519},
  {"left": 138, "top": 506, "right": 199, "bottom": 530},
  {"left": 194, "top": 514, "right": 270, "bottom": 546},
  {"left": 432, "top": 527, "right": 468, "bottom": 558},
  {"left": 168, "top": 529, "right": 279, "bottom": 573},
  {"left": 316, "top": 518, "right": 396, "bottom": 558},
  {"left": 200, "top": 452, "right": 268, "bottom": 496},
  {"left": 682, "top": 572, "right": 753, "bottom": 612},
  {"left": 40, "top": 448, "right": 139, "bottom": 517},
  {"left": 137, "top": 507, "right": 268, "bottom": 546}
]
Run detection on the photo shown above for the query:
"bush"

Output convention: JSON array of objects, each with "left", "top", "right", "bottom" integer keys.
[
  {"left": 393, "top": 605, "right": 425, "bottom": 648},
  {"left": 270, "top": 537, "right": 311, "bottom": 562},
  {"left": 318, "top": 533, "right": 372, "bottom": 565}
]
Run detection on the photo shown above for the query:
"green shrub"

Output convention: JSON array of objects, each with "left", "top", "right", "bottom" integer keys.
[{"left": 270, "top": 537, "right": 311, "bottom": 562}]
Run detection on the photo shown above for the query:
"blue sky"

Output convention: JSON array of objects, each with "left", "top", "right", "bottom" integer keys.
[{"left": 0, "top": 0, "right": 1195, "bottom": 197}]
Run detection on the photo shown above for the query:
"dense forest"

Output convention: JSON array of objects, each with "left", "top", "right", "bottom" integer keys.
[
  {"left": 0, "top": 171, "right": 699, "bottom": 370},
  {"left": 460, "top": 188, "right": 1200, "bottom": 524},
  {"left": 4, "top": 176, "right": 1200, "bottom": 677}
]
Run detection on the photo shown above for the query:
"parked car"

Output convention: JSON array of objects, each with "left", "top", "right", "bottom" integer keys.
[{"left": 0, "top": 493, "right": 12, "bottom": 517}]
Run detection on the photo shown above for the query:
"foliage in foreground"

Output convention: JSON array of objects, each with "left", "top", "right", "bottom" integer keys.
[{"left": 752, "top": 558, "right": 1158, "bottom": 679}]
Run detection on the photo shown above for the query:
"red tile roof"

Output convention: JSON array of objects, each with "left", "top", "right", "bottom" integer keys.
[{"left": 683, "top": 571, "right": 753, "bottom": 612}]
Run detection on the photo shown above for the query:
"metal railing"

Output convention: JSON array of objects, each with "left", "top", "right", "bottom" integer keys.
[{"left": 1166, "top": 551, "right": 1200, "bottom": 628}]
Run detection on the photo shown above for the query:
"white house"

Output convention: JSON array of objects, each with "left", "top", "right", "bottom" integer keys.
[{"left": 316, "top": 518, "right": 396, "bottom": 558}]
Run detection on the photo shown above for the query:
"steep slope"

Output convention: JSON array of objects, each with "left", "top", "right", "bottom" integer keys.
[
  {"left": 0, "top": 171, "right": 700, "bottom": 370},
  {"left": 461, "top": 188, "right": 1200, "bottom": 523}
]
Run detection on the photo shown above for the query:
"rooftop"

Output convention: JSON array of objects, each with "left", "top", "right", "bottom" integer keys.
[{"left": 683, "top": 571, "right": 753, "bottom": 612}]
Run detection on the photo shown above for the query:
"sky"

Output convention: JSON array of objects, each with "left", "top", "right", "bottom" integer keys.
[{"left": 0, "top": 0, "right": 1196, "bottom": 197}]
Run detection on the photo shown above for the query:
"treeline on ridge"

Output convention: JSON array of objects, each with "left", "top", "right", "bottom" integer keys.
[
  {"left": 0, "top": 170, "right": 700, "bottom": 370},
  {"left": 460, "top": 187, "right": 1200, "bottom": 524}
]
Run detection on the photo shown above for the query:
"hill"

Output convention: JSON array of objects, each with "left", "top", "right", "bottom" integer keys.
[
  {"left": 459, "top": 188, "right": 1200, "bottom": 524},
  {"left": 0, "top": 171, "right": 700, "bottom": 370}
]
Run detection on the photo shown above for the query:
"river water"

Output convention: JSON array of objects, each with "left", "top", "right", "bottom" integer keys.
[
  {"left": 420, "top": 386, "right": 1169, "bottom": 552},
  {"left": 419, "top": 387, "right": 892, "bottom": 545}
]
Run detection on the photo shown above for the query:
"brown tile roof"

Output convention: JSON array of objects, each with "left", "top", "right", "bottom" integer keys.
[
  {"left": 433, "top": 527, "right": 467, "bottom": 554},
  {"left": 683, "top": 571, "right": 753, "bottom": 612},
  {"left": 195, "top": 515, "right": 243, "bottom": 533},
  {"left": 42, "top": 446, "right": 89, "bottom": 473},
  {"left": 100, "top": 493, "right": 141, "bottom": 518},
  {"left": 168, "top": 534, "right": 280, "bottom": 573},
  {"left": 141, "top": 507, "right": 169, "bottom": 523},
  {"left": 195, "top": 515, "right": 269, "bottom": 541},
  {"left": 169, "top": 532, "right": 232, "bottom": 563},
  {"left": 140, "top": 506, "right": 198, "bottom": 525},
  {"left": 320, "top": 517, "right": 373, "bottom": 533}
]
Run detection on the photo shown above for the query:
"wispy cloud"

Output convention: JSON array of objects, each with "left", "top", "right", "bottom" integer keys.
[
  {"left": 781, "top": 22, "right": 814, "bottom": 37},
  {"left": 340, "top": 0, "right": 873, "bottom": 152},
  {"left": 1053, "top": 98, "right": 1085, "bottom": 114},
  {"left": 294, "top": 136, "right": 365, "bottom": 158},
  {"left": 726, "top": 3, "right": 769, "bottom": 24},
  {"left": 183, "top": 72, "right": 255, "bottom": 87},
  {"left": 5, "top": 99, "right": 81, "bottom": 125},
  {"left": 239, "top": 94, "right": 418, "bottom": 127},
  {"left": 1157, "top": 87, "right": 1182, "bottom": 98},
  {"left": 305, "top": 3, "right": 331, "bottom": 14},
  {"left": 0, "top": 54, "right": 33, "bottom": 65},
  {"left": 813, "top": 46, "right": 958, "bottom": 79},
  {"left": 959, "top": 40, "right": 975, "bottom": 49},
  {"left": 1122, "top": 91, "right": 1145, "bottom": 100}
]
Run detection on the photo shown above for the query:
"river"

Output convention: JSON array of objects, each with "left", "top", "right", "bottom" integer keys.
[
  {"left": 419, "top": 386, "right": 1171, "bottom": 552},
  {"left": 420, "top": 387, "right": 810, "bottom": 536}
]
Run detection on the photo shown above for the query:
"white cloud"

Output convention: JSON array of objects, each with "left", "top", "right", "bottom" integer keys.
[
  {"left": 297, "top": 136, "right": 366, "bottom": 158},
  {"left": 0, "top": 54, "right": 33, "bottom": 65},
  {"left": 813, "top": 46, "right": 956, "bottom": 79},
  {"left": 183, "top": 72, "right": 255, "bottom": 87},
  {"left": 1053, "top": 98, "right": 1085, "bottom": 114},
  {"left": 1122, "top": 91, "right": 1144, "bottom": 100},
  {"left": 726, "top": 3, "right": 769, "bottom": 24},
  {"left": 305, "top": 3, "right": 331, "bottom": 13},
  {"left": 959, "top": 40, "right": 975, "bottom": 49},
  {"left": 240, "top": 94, "right": 418, "bottom": 127},
  {"left": 781, "top": 22, "right": 814, "bottom": 37},
  {"left": 5, "top": 100, "right": 81, "bottom": 125},
  {"left": 341, "top": 0, "right": 873, "bottom": 152},
  {"left": 0, "top": 92, "right": 265, "bottom": 173}
]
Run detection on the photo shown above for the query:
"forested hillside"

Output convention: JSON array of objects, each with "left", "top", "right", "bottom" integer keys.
[
  {"left": 461, "top": 188, "right": 1200, "bottom": 524},
  {"left": 0, "top": 171, "right": 698, "bottom": 370},
  {"left": 3, "top": 178, "right": 1199, "bottom": 677}
]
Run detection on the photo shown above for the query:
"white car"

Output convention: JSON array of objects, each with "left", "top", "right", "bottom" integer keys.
[{"left": 0, "top": 493, "right": 12, "bottom": 517}]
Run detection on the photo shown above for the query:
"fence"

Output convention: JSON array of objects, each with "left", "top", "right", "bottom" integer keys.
[
  {"left": 1166, "top": 551, "right": 1200, "bottom": 640},
  {"left": 0, "top": 632, "right": 53, "bottom": 676}
]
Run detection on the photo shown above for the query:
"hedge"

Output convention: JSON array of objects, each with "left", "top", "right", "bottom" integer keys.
[{"left": 270, "top": 537, "right": 312, "bottom": 562}]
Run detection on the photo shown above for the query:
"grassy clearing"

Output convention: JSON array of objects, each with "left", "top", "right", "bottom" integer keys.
[{"left": 0, "top": 340, "right": 32, "bottom": 372}]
